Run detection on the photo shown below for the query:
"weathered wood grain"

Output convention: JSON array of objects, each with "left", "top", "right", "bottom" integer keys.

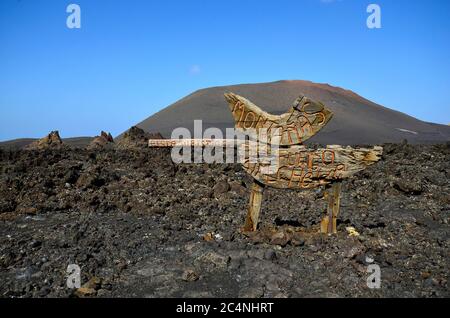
[
  {"left": 243, "top": 181, "right": 265, "bottom": 232},
  {"left": 149, "top": 139, "right": 235, "bottom": 147},
  {"left": 320, "top": 183, "right": 342, "bottom": 234},
  {"left": 241, "top": 144, "right": 383, "bottom": 189},
  {"left": 224, "top": 92, "right": 333, "bottom": 145}
]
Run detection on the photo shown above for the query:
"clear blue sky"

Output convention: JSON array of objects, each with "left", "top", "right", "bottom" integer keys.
[{"left": 1, "top": 0, "right": 449, "bottom": 141}]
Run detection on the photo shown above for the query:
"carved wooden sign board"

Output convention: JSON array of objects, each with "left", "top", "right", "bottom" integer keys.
[{"left": 149, "top": 93, "right": 383, "bottom": 234}]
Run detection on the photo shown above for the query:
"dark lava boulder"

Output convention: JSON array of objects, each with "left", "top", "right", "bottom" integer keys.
[
  {"left": 117, "top": 126, "right": 163, "bottom": 149},
  {"left": 88, "top": 131, "right": 114, "bottom": 150}
]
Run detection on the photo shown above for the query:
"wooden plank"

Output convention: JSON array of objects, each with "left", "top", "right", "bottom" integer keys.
[
  {"left": 242, "top": 145, "right": 382, "bottom": 189},
  {"left": 224, "top": 92, "right": 333, "bottom": 146},
  {"left": 149, "top": 139, "right": 236, "bottom": 147}
]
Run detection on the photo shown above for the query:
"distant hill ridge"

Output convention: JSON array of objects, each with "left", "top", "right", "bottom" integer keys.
[
  {"left": 1, "top": 80, "right": 449, "bottom": 149},
  {"left": 0, "top": 137, "right": 94, "bottom": 150}
]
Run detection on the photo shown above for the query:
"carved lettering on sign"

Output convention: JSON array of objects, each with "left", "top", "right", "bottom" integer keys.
[
  {"left": 224, "top": 92, "right": 333, "bottom": 146},
  {"left": 240, "top": 145, "right": 382, "bottom": 189}
]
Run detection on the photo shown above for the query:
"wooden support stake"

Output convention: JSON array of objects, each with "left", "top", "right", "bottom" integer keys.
[
  {"left": 320, "top": 182, "right": 342, "bottom": 234},
  {"left": 327, "top": 188, "right": 335, "bottom": 234},
  {"left": 243, "top": 180, "right": 265, "bottom": 232},
  {"left": 331, "top": 182, "right": 342, "bottom": 233}
]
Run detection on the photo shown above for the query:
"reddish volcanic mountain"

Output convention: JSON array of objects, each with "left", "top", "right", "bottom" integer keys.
[{"left": 134, "top": 80, "right": 450, "bottom": 145}]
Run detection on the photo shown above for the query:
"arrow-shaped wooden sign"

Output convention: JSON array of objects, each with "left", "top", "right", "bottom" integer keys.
[{"left": 149, "top": 92, "right": 383, "bottom": 235}]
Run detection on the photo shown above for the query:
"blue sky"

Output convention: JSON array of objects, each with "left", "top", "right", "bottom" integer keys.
[{"left": 0, "top": 0, "right": 449, "bottom": 140}]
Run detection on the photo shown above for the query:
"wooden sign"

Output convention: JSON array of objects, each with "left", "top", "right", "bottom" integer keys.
[
  {"left": 239, "top": 144, "right": 382, "bottom": 233},
  {"left": 148, "top": 92, "right": 383, "bottom": 235},
  {"left": 224, "top": 93, "right": 382, "bottom": 233},
  {"left": 241, "top": 144, "right": 383, "bottom": 189},
  {"left": 224, "top": 92, "right": 333, "bottom": 145}
]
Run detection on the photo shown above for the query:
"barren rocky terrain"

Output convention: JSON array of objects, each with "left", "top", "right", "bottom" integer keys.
[{"left": 0, "top": 142, "right": 448, "bottom": 298}]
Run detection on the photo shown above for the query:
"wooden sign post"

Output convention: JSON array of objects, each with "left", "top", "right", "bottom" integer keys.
[{"left": 149, "top": 92, "right": 383, "bottom": 234}]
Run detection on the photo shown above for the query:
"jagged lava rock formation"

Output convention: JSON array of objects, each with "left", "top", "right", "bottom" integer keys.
[
  {"left": 116, "top": 126, "right": 163, "bottom": 149},
  {"left": 24, "top": 131, "right": 64, "bottom": 150},
  {"left": 88, "top": 131, "right": 114, "bottom": 150}
]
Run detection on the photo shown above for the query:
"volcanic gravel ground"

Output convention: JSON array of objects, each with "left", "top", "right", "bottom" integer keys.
[{"left": 0, "top": 144, "right": 448, "bottom": 297}]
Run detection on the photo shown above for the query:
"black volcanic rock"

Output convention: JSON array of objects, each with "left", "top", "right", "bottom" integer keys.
[
  {"left": 116, "top": 127, "right": 164, "bottom": 149},
  {"left": 116, "top": 126, "right": 150, "bottom": 149},
  {"left": 88, "top": 131, "right": 114, "bottom": 150},
  {"left": 0, "top": 144, "right": 448, "bottom": 297}
]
